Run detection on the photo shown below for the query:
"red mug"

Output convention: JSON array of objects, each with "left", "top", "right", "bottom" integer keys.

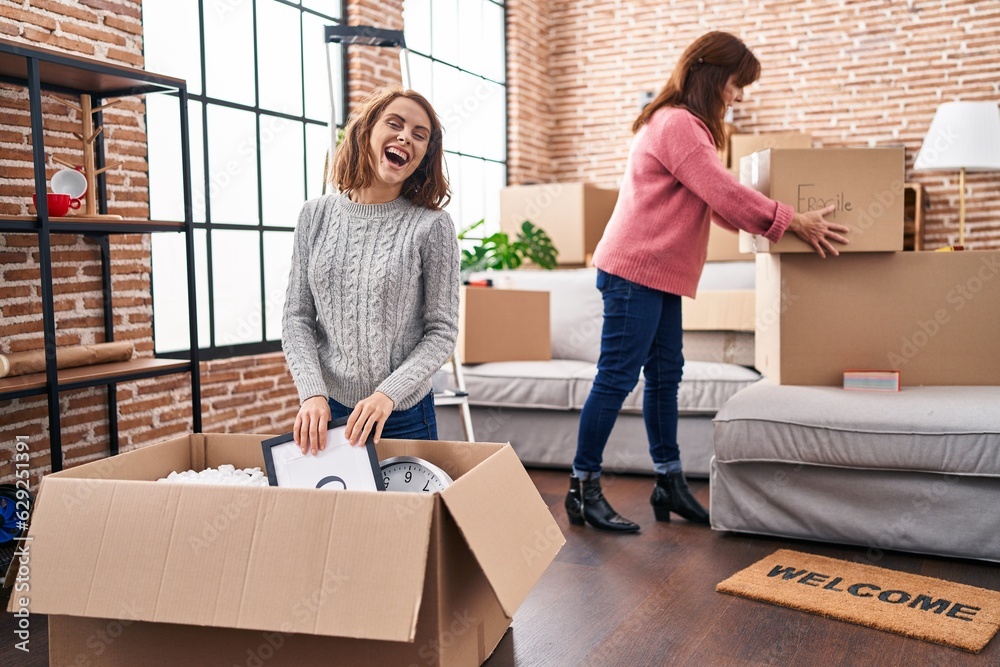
[{"left": 32, "top": 193, "right": 81, "bottom": 217}]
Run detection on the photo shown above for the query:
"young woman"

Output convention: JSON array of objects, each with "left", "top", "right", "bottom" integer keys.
[
  {"left": 568, "top": 32, "right": 849, "bottom": 532},
  {"left": 283, "top": 87, "right": 460, "bottom": 455}
]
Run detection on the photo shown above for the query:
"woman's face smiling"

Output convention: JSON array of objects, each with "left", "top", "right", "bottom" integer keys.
[{"left": 367, "top": 97, "right": 432, "bottom": 199}]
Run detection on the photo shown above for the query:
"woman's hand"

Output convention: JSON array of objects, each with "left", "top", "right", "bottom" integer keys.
[
  {"left": 294, "top": 395, "right": 331, "bottom": 455},
  {"left": 346, "top": 391, "right": 394, "bottom": 446},
  {"left": 788, "top": 204, "right": 851, "bottom": 258}
]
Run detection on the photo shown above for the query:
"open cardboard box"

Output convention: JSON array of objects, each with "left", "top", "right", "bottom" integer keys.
[{"left": 10, "top": 434, "right": 564, "bottom": 666}]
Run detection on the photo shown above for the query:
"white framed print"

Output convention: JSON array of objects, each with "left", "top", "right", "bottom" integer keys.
[{"left": 261, "top": 417, "right": 385, "bottom": 491}]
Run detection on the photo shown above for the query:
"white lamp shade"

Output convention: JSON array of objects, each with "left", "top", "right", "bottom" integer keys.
[{"left": 913, "top": 101, "right": 1000, "bottom": 172}]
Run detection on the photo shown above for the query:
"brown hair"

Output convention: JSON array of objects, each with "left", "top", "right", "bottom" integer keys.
[
  {"left": 632, "top": 31, "right": 761, "bottom": 148},
  {"left": 332, "top": 86, "right": 450, "bottom": 210}
]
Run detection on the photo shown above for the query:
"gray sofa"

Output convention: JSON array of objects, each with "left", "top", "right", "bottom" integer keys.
[
  {"left": 710, "top": 381, "right": 1000, "bottom": 563},
  {"left": 436, "top": 264, "right": 760, "bottom": 477}
]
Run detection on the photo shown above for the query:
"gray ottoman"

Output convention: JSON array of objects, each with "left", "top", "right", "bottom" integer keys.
[{"left": 711, "top": 382, "right": 1000, "bottom": 562}]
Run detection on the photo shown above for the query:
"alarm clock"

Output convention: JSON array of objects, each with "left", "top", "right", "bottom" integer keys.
[{"left": 379, "top": 456, "right": 454, "bottom": 492}]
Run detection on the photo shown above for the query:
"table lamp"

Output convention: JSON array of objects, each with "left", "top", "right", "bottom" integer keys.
[{"left": 913, "top": 101, "right": 1000, "bottom": 247}]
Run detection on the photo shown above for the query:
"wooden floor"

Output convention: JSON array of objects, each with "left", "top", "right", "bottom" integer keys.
[{"left": 2, "top": 469, "right": 998, "bottom": 666}]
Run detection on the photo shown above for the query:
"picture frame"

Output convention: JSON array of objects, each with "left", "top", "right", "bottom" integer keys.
[{"left": 261, "top": 417, "right": 385, "bottom": 491}]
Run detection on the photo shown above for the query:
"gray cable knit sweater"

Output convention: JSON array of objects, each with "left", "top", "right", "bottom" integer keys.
[{"left": 282, "top": 194, "right": 460, "bottom": 411}]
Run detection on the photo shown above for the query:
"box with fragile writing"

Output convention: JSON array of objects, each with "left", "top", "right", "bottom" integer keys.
[
  {"left": 500, "top": 183, "right": 618, "bottom": 265},
  {"left": 755, "top": 251, "right": 1000, "bottom": 386},
  {"left": 738, "top": 148, "right": 905, "bottom": 253},
  {"left": 727, "top": 131, "right": 812, "bottom": 177},
  {"left": 459, "top": 286, "right": 551, "bottom": 364},
  {"left": 11, "top": 433, "right": 564, "bottom": 666}
]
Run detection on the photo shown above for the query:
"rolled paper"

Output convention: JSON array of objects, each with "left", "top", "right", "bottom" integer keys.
[{"left": 0, "top": 341, "right": 134, "bottom": 378}]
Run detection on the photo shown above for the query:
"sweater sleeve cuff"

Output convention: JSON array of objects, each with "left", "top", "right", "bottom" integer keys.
[
  {"left": 375, "top": 374, "right": 411, "bottom": 409},
  {"left": 296, "top": 378, "right": 329, "bottom": 405},
  {"left": 764, "top": 202, "right": 795, "bottom": 244}
]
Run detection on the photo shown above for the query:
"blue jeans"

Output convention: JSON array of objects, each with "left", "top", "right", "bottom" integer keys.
[
  {"left": 573, "top": 269, "right": 685, "bottom": 477},
  {"left": 327, "top": 392, "right": 438, "bottom": 440}
]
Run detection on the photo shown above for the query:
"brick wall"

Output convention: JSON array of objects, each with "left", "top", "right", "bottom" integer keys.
[
  {"left": 526, "top": 0, "right": 1000, "bottom": 250},
  {"left": 506, "top": 0, "right": 555, "bottom": 184},
  {"left": 344, "top": 0, "right": 405, "bottom": 108}
]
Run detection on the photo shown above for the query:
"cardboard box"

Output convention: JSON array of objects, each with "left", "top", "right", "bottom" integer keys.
[
  {"left": 500, "top": 183, "right": 618, "bottom": 265},
  {"left": 728, "top": 131, "right": 811, "bottom": 176},
  {"left": 755, "top": 251, "right": 1000, "bottom": 386},
  {"left": 459, "top": 286, "right": 551, "bottom": 364},
  {"left": 12, "top": 434, "right": 563, "bottom": 666},
  {"left": 682, "top": 290, "right": 755, "bottom": 331},
  {"left": 738, "top": 148, "right": 906, "bottom": 253},
  {"left": 706, "top": 224, "right": 745, "bottom": 261}
]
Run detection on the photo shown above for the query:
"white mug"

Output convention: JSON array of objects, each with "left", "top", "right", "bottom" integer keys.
[{"left": 51, "top": 168, "right": 88, "bottom": 200}]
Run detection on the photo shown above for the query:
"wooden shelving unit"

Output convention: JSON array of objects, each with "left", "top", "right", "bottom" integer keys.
[{"left": 0, "top": 37, "right": 202, "bottom": 470}]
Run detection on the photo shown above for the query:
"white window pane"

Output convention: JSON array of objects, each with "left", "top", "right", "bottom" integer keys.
[
  {"left": 147, "top": 95, "right": 182, "bottom": 222},
  {"left": 204, "top": 0, "right": 255, "bottom": 105},
  {"left": 457, "top": 0, "right": 483, "bottom": 74},
  {"left": 483, "top": 160, "right": 506, "bottom": 233},
  {"left": 301, "top": 0, "right": 341, "bottom": 18},
  {"left": 207, "top": 106, "right": 259, "bottom": 225},
  {"left": 458, "top": 155, "right": 484, "bottom": 228},
  {"left": 304, "top": 13, "right": 343, "bottom": 124},
  {"left": 431, "top": 0, "right": 459, "bottom": 64},
  {"left": 212, "top": 230, "right": 262, "bottom": 346},
  {"left": 264, "top": 231, "right": 295, "bottom": 341},
  {"left": 261, "top": 117, "right": 305, "bottom": 227},
  {"left": 148, "top": 98, "right": 206, "bottom": 223},
  {"left": 403, "top": 0, "right": 431, "bottom": 56},
  {"left": 468, "top": 77, "right": 506, "bottom": 161},
  {"left": 306, "top": 122, "right": 331, "bottom": 200},
  {"left": 187, "top": 101, "right": 207, "bottom": 223},
  {"left": 481, "top": 1, "right": 505, "bottom": 82},
  {"left": 257, "top": 1, "right": 303, "bottom": 116},
  {"left": 432, "top": 63, "right": 463, "bottom": 153},
  {"left": 142, "top": 0, "right": 202, "bottom": 95},
  {"left": 151, "top": 232, "right": 189, "bottom": 353},
  {"left": 151, "top": 229, "right": 210, "bottom": 352},
  {"left": 195, "top": 228, "right": 210, "bottom": 349},
  {"left": 409, "top": 53, "right": 433, "bottom": 97}
]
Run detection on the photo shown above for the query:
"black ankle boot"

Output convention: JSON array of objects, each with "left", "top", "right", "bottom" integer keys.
[
  {"left": 565, "top": 475, "right": 640, "bottom": 533},
  {"left": 651, "top": 471, "right": 710, "bottom": 524}
]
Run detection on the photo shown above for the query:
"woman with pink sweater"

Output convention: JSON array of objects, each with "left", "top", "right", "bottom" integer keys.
[{"left": 566, "top": 31, "right": 849, "bottom": 533}]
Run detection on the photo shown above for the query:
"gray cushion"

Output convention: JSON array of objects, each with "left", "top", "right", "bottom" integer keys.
[
  {"left": 461, "top": 360, "right": 592, "bottom": 410},
  {"left": 714, "top": 382, "right": 1000, "bottom": 476},
  {"left": 461, "top": 360, "right": 761, "bottom": 416},
  {"left": 569, "top": 361, "right": 762, "bottom": 415}
]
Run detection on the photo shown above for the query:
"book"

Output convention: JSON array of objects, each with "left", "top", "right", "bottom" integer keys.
[{"left": 843, "top": 370, "right": 900, "bottom": 392}]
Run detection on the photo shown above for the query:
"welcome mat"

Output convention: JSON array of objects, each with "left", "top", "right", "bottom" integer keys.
[{"left": 717, "top": 549, "right": 1000, "bottom": 653}]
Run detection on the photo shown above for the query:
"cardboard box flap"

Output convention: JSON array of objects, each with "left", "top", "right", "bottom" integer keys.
[
  {"left": 440, "top": 445, "right": 564, "bottom": 617},
  {"left": 21, "top": 477, "right": 435, "bottom": 642}
]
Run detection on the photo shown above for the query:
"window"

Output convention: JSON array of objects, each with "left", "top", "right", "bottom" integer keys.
[
  {"left": 144, "top": 0, "right": 343, "bottom": 357},
  {"left": 403, "top": 0, "right": 507, "bottom": 236}
]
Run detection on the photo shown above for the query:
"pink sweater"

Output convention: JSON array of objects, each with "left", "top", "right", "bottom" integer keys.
[{"left": 592, "top": 107, "right": 793, "bottom": 298}]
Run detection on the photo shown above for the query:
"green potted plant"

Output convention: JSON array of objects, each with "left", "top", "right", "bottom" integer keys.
[{"left": 457, "top": 219, "right": 559, "bottom": 282}]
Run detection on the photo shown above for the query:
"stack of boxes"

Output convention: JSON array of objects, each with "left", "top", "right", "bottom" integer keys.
[{"left": 738, "top": 145, "right": 1000, "bottom": 387}]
